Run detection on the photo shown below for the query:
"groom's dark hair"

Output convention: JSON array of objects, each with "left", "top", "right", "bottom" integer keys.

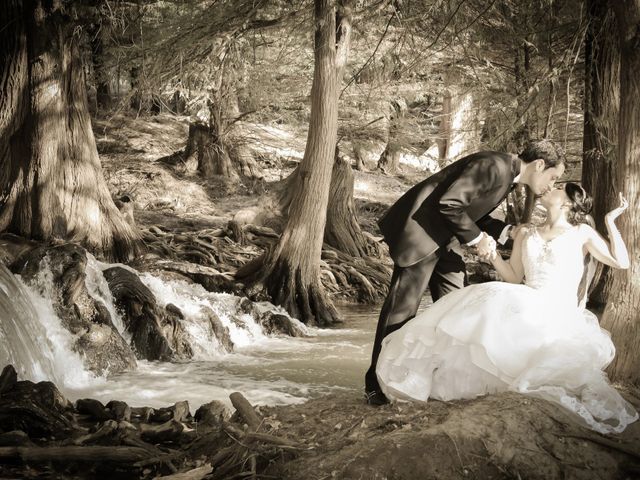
[{"left": 520, "top": 140, "right": 565, "bottom": 169}]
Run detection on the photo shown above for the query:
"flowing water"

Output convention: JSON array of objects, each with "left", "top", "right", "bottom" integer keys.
[
  {"left": 0, "top": 258, "right": 384, "bottom": 410},
  {"left": 67, "top": 305, "right": 376, "bottom": 409},
  {"left": 0, "top": 264, "right": 96, "bottom": 388}
]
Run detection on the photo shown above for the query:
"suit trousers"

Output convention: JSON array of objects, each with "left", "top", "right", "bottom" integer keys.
[{"left": 365, "top": 243, "right": 468, "bottom": 392}]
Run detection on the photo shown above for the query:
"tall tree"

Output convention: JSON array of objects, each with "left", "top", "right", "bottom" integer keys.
[
  {"left": 324, "top": 0, "right": 374, "bottom": 257},
  {"left": 581, "top": 0, "right": 620, "bottom": 307},
  {"left": 600, "top": 0, "right": 640, "bottom": 384},
  {"left": 0, "top": 0, "right": 140, "bottom": 261},
  {"left": 238, "top": 0, "right": 341, "bottom": 325}
]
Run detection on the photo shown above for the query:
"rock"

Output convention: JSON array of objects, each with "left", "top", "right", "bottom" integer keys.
[
  {"left": 76, "top": 398, "right": 111, "bottom": 422},
  {"left": 140, "top": 419, "right": 184, "bottom": 443},
  {"left": 173, "top": 401, "right": 191, "bottom": 422},
  {"left": 0, "top": 364, "right": 18, "bottom": 395},
  {"left": 150, "top": 401, "right": 191, "bottom": 423},
  {"left": 150, "top": 408, "right": 174, "bottom": 423},
  {"left": 10, "top": 244, "right": 136, "bottom": 375},
  {"left": 165, "top": 303, "right": 184, "bottom": 319},
  {"left": 0, "top": 380, "right": 74, "bottom": 438},
  {"left": 237, "top": 299, "right": 307, "bottom": 337},
  {"left": 106, "top": 400, "right": 132, "bottom": 422},
  {"left": 194, "top": 400, "right": 230, "bottom": 432},
  {"left": 200, "top": 306, "right": 234, "bottom": 352},
  {"left": 232, "top": 208, "right": 259, "bottom": 226},
  {"left": 103, "top": 267, "right": 195, "bottom": 362},
  {"left": 162, "top": 304, "right": 194, "bottom": 359},
  {"left": 260, "top": 313, "right": 307, "bottom": 337},
  {"left": 131, "top": 406, "right": 155, "bottom": 423}
]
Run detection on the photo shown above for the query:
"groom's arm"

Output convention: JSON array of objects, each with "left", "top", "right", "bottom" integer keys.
[
  {"left": 435, "top": 157, "right": 504, "bottom": 245},
  {"left": 476, "top": 215, "right": 507, "bottom": 241}
]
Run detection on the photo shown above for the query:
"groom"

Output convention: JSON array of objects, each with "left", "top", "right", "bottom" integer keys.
[{"left": 365, "top": 140, "right": 565, "bottom": 405}]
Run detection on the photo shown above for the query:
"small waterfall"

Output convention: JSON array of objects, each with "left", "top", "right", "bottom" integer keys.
[
  {"left": 85, "top": 253, "right": 128, "bottom": 338},
  {"left": 139, "top": 273, "right": 288, "bottom": 358},
  {"left": 0, "top": 264, "right": 97, "bottom": 388}
]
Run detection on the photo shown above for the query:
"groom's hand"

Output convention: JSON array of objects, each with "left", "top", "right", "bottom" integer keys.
[{"left": 475, "top": 233, "right": 496, "bottom": 261}]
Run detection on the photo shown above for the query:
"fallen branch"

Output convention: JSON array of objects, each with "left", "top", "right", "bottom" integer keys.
[
  {"left": 0, "top": 446, "right": 151, "bottom": 463},
  {"left": 230, "top": 392, "right": 262, "bottom": 431},
  {"left": 155, "top": 464, "right": 213, "bottom": 480}
]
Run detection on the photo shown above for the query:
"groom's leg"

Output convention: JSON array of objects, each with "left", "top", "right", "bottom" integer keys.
[
  {"left": 428, "top": 244, "right": 468, "bottom": 302},
  {"left": 365, "top": 255, "right": 438, "bottom": 393}
]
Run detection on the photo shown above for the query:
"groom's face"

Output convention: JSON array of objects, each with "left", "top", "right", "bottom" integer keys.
[{"left": 529, "top": 160, "right": 565, "bottom": 196}]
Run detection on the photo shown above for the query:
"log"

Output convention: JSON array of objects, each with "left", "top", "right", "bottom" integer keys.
[
  {"left": 106, "top": 400, "right": 132, "bottom": 422},
  {"left": 0, "top": 430, "right": 33, "bottom": 447},
  {"left": 140, "top": 419, "right": 184, "bottom": 443},
  {"left": 155, "top": 464, "right": 213, "bottom": 480},
  {"left": 72, "top": 420, "right": 117, "bottom": 446},
  {"left": 0, "top": 446, "right": 151, "bottom": 463},
  {"left": 229, "top": 393, "right": 262, "bottom": 431},
  {"left": 227, "top": 220, "right": 247, "bottom": 246},
  {"left": 244, "top": 432, "right": 300, "bottom": 449},
  {"left": 133, "top": 450, "right": 186, "bottom": 468}
]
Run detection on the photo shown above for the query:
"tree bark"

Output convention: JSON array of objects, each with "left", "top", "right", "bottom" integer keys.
[
  {"left": 582, "top": 0, "right": 620, "bottom": 307},
  {"left": 0, "top": 0, "right": 140, "bottom": 262},
  {"left": 378, "top": 98, "right": 406, "bottom": 173},
  {"left": 600, "top": 0, "right": 640, "bottom": 385},
  {"left": 324, "top": 0, "right": 371, "bottom": 257},
  {"left": 197, "top": 103, "right": 236, "bottom": 178},
  {"left": 239, "top": 0, "right": 340, "bottom": 326},
  {"left": 88, "top": 22, "right": 111, "bottom": 111},
  {"left": 325, "top": 151, "right": 369, "bottom": 257}
]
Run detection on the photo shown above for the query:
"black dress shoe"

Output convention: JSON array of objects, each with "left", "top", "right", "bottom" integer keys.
[{"left": 364, "top": 390, "right": 389, "bottom": 405}]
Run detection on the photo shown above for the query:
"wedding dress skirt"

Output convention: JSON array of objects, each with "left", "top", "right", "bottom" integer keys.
[{"left": 376, "top": 226, "right": 638, "bottom": 434}]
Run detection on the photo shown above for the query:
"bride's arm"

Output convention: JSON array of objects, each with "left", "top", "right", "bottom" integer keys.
[
  {"left": 488, "top": 227, "right": 527, "bottom": 284},
  {"left": 583, "top": 194, "right": 630, "bottom": 269}
]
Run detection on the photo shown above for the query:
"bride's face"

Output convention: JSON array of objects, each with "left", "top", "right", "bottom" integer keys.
[{"left": 540, "top": 187, "right": 569, "bottom": 210}]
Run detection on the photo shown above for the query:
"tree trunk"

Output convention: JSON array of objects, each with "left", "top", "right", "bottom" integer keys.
[
  {"left": 0, "top": 0, "right": 140, "bottom": 262},
  {"left": 353, "top": 143, "right": 367, "bottom": 171},
  {"left": 377, "top": 142, "right": 401, "bottom": 174},
  {"left": 239, "top": 0, "right": 340, "bottom": 326},
  {"left": 325, "top": 151, "right": 369, "bottom": 257},
  {"left": 88, "top": 23, "right": 111, "bottom": 111},
  {"left": 581, "top": 0, "right": 620, "bottom": 308},
  {"left": 437, "top": 77, "right": 478, "bottom": 162},
  {"left": 378, "top": 99, "right": 406, "bottom": 173},
  {"left": 600, "top": 0, "right": 640, "bottom": 384},
  {"left": 197, "top": 105, "right": 236, "bottom": 178},
  {"left": 324, "top": 0, "right": 371, "bottom": 257}
]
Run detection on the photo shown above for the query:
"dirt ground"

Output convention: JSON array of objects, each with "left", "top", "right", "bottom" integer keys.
[
  {"left": 257, "top": 389, "right": 640, "bottom": 480},
  {"left": 95, "top": 113, "right": 424, "bottom": 239}
]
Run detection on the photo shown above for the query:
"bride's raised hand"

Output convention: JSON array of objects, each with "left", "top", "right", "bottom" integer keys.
[{"left": 605, "top": 193, "right": 629, "bottom": 222}]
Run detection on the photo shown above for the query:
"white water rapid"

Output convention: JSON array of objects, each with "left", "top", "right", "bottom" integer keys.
[
  {"left": 0, "top": 258, "right": 378, "bottom": 409},
  {"left": 0, "top": 264, "right": 99, "bottom": 389}
]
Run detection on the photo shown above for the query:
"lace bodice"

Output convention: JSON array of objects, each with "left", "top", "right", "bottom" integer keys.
[{"left": 521, "top": 226, "right": 584, "bottom": 302}]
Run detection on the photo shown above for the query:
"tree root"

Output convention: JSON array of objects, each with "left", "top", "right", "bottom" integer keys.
[{"left": 141, "top": 223, "right": 391, "bottom": 306}]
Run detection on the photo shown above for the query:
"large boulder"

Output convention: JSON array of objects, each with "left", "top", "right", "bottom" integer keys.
[
  {"left": 11, "top": 244, "right": 136, "bottom": 375},
  {"left": 103, "top": 266, "right": 193, "bottom": 361},
  {"left": 0, "top": 368, "right": 74, "bottom": 439}
]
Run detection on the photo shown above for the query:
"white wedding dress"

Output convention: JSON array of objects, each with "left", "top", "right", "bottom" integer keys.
[{"left": 376, "top": 225, "right": 638, "bottom": 434}]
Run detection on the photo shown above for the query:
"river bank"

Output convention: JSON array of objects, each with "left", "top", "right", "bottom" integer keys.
[{"left": 1, "top": 364, "right": 640, "bottom": 480}]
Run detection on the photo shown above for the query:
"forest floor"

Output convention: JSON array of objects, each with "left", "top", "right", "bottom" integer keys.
[
  {"left": 2, "top": 114, "right": 638, "bottom": 480},
  {"left": 94, "top": 112, "right": 419, "bottom": 238}
]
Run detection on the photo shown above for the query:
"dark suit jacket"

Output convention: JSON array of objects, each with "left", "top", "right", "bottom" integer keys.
[{"left": 378, "top": 151, "right": 520, "bottom": 267}]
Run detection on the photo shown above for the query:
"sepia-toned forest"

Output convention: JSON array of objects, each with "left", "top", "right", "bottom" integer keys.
[{"left": 1, "top": 0, "right": 639, "bottom": 478}]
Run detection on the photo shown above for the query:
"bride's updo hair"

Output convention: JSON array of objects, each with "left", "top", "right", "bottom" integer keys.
[{"left": 564, "top": 182, "right": 594, "bottom": 225}]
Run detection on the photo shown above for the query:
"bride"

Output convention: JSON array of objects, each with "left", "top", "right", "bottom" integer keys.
[{"left": 376, "top": 182, "right": 638, "bottom": 434}]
